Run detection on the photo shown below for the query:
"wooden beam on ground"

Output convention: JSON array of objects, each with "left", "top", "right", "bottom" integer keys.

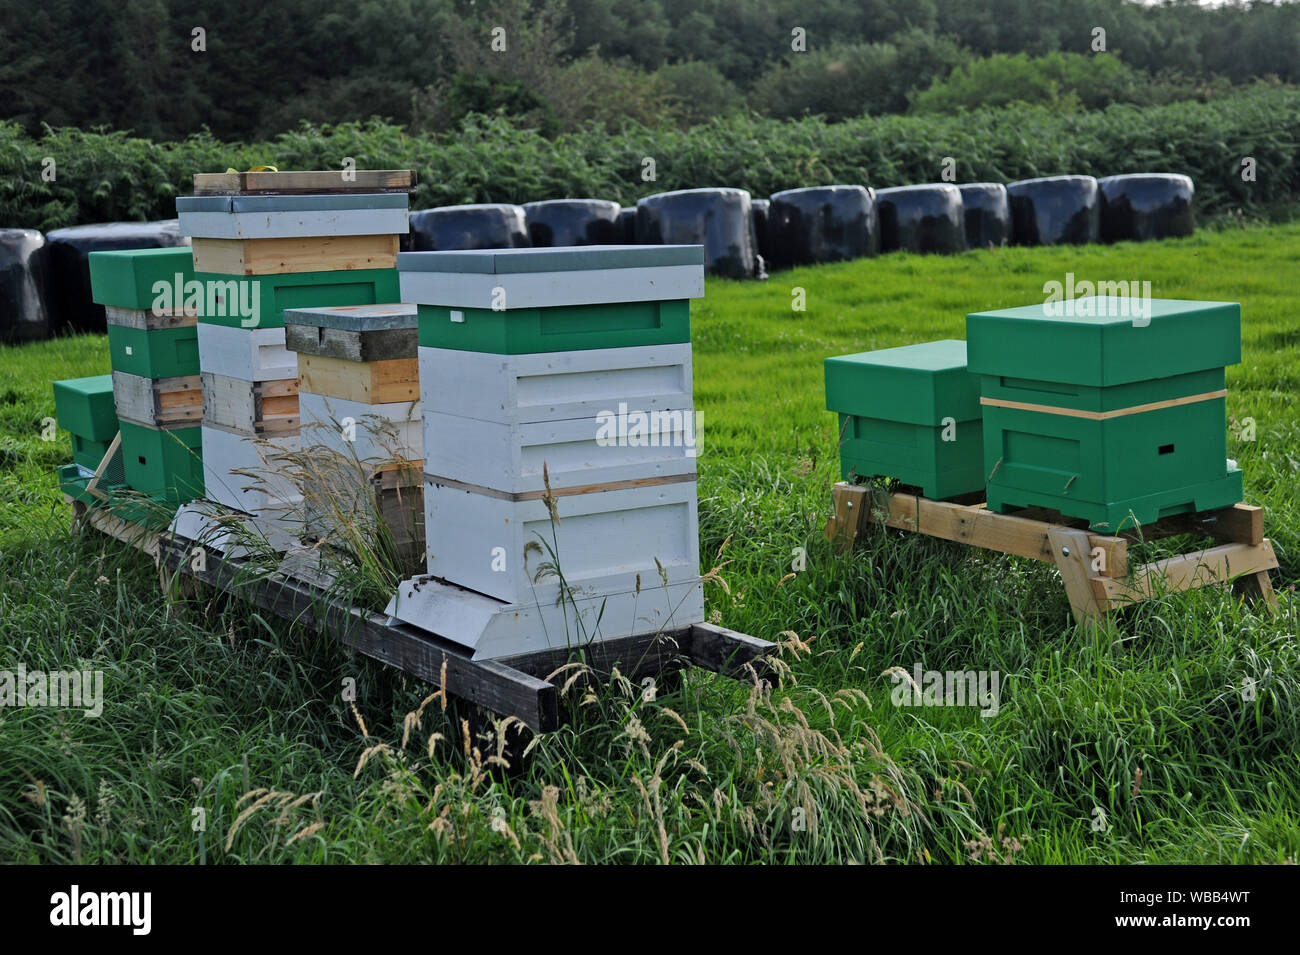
[
  {"left": 867, "top": 486, "right": 1128, "bottom": 576},
  {"left": 74, "top": 501, "right": 163, "bottom": 559},
  {"left": 157, "top": 534, "right": 560, "bottom": 732},
  {"left": 1092, "top": 540, "right": 1280, "bottom": 611}
]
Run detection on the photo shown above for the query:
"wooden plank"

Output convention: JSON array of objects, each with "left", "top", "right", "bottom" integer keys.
[
  {"left": 190, "top": 234, "right": 399, "bottom": 275},
  {"left": 113, "top": 371, "right": 203, "bottom": 427},
  {"left": 400, "top": 264, "right": 703, "bottom": 311},
  {"left": 193, "top": 169, "right": 417, "bottom": 196},
  {"left": 105, "top": 305, "right": 197, "bottom": 331},
  {"left": 981, "top": 389, "right": 1226, "bottom": 421},
  {"left": 84, "top": 431, "right": 122, "bottom": 502},
  {"left": 285, "top": 323, "right": 417, "bottom": 363},
  {"left": 1048, "top": 527, "right": 1107, "bottom": 624},
  {"left": 824, "top": 482, "right": 870, "bottom": 552},
  {"left": 157, "top": 533, "right": 558, "bottom": 732},
  {"left": 298, "top": 354, "right": 419, "bottom": 404},
  {"left": 874, "top": 489, "right": 1128, "bottom": 575},
  {"left": 75, "top": 499, "right": 162, "bottom": 559},
  {"left": 180, "top": 208, "right": 409, "bottom": 241},
  {"left": 1197, "top": 503, "right": 1264, "bottom": 545},
  {"left": 684, "top": 622, "right": 777, "bottom": 680},
  {"left": 202, "top": 372, "right": 300, "bottom": 435},
  {"left": 1093, "top": 540, "right": 1279, "bottom": 609}
]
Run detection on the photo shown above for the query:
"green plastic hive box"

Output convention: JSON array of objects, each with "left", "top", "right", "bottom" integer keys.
[
  {"left": 119, "top": 421, "right": 204, "bottom": 503},
  {"left": 53, "top": 375, "right": 118, "bottom": 443},
  {"left": 107, "top": 324, "right": 199, "bottom": 378},
  {"left": 193, "top": 268, "right": 400, "bottom": 329},
  {"left": 966, "top": 297, "right": 1242, "bottom": 531},
  {"left": 824, "top": 339, "right": 984, "bottom": 499},
  {"left": 89, "top": 247, "right": 196, "bottom": 309}
]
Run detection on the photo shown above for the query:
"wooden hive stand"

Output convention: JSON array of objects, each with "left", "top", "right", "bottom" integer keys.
[{"left": 825, "top": 482, "right": 1279, "bottom": 624}]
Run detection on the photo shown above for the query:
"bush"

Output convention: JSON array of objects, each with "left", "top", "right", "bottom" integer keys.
[
  {"left": 913, "top": 52, "right": 1142, "bottom": 113},
  {"left": 750, "top": 30, "right": 969, "bottom": 120}
]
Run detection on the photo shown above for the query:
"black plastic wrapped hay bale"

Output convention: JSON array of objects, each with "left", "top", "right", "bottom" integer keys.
[
  {"left": 406, "top": 204, "right": 530, "bottom": 252},
  {"left": 617, "top": 207, "right": 637, "bottom": 244},
  {"left": 522, "top": 199, "right": 622, "bottom": 247},
  {"left": 874, "top": 184, "right": 964, "bottom": 255},
  {"left": 957, "top": 183, "right": 1011, "bottom": 250},
  {"left": 766, "top": 186, "right": 879, "bottom": 270},
  {"left": 751, "top": 199, "right": 770, "bottom": 262},
  {"left": 0, "top": 229, "right": 51, "bottom": 343},
  {"left": 1098, "top": 174, "right": 1195, "bottom": 242},
  {"left": 636, "top": 188, "right": 757, "bottom": 279},
  {"left": 43, "top": 220, "right": 187, "bottom": 333},
  {"left": 1006, "top": 176, "right": 1099, "bottom": 246}
]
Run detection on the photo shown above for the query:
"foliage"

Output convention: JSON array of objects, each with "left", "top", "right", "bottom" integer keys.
[
  {"left": 0, "top": 0, "right": 1298, "bottom": 139},
  {"left": 9, "top": 85, "right": 1299, "bottom": 231}
]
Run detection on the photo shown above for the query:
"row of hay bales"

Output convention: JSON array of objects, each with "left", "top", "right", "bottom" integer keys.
[
  {"left": 1, "top": 173, "right": 1192, "bottom": 341},
  {"left": 402, "top": 172, "right": 1195, "bottom": 279}
]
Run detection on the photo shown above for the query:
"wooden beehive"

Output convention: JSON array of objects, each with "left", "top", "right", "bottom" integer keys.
[{"left": 387, "top": 245, "right": 707, "bottom": 658}]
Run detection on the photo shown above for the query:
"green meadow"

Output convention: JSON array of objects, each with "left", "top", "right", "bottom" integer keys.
[{"left": 1, "top": 220, "right": 1296, "bottom": 863}]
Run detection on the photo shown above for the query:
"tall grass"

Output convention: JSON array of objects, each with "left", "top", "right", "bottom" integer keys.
[{"left": 0, "top": 222, "right": 1297, "bottom": 863}]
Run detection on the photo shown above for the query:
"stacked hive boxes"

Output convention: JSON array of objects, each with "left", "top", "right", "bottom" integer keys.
[
  {"left": 88, "top": 247, "right": 205, "bottom": 506},
  {"left": 283, "top": 303, "right": 423, "bottom": 565},
  {"left": 177, "top": 170, "right": 412, "bottom": 514},
  {"left": 824, "top": 340, "right": 984, "bottom": 499},
  {"left": 966, "top": 297, "right": 1242, "bottom": 530},
  {"left": 53, "top": 374, "right": 126, "bottom": 505},
  {"left": 386, "top": 245, "right": 707, "bottom": 661}
]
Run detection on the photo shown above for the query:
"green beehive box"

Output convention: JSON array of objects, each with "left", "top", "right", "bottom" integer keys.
[
  {"left": 416, "top": 300, "right": 691, "bottom": 354},
  {"left": 90, "top": 247, "right": 196, "bottom": 310},
  {"left": 194, "top": 268, "right": 400, "bottom": 329},
  {"left": 119, "top": 420, "right": 204, "bottom": 503},
  {"left": 824, "top": 339, "right": 984, "bottom": 500},
  {"left": 402, "top": 245, "right": 703, "bottom": 354},
  {"left": 967, "top": 297, "right": 1243, "bottom": 530},
  {"left": 107, "top": 324, "right": 200, "bottom": 378},
  {"left": 53, "top": 374, "right": 118, "bottom": 442}
]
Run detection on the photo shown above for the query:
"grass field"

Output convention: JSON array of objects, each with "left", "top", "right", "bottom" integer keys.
[{"left": 2, "top": 221, "right": 1297, "bottom": 863}]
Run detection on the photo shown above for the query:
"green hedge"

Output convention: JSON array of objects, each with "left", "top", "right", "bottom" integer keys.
[{"left": 3, "top": 87, "right": 1297, "bottom": 232}]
